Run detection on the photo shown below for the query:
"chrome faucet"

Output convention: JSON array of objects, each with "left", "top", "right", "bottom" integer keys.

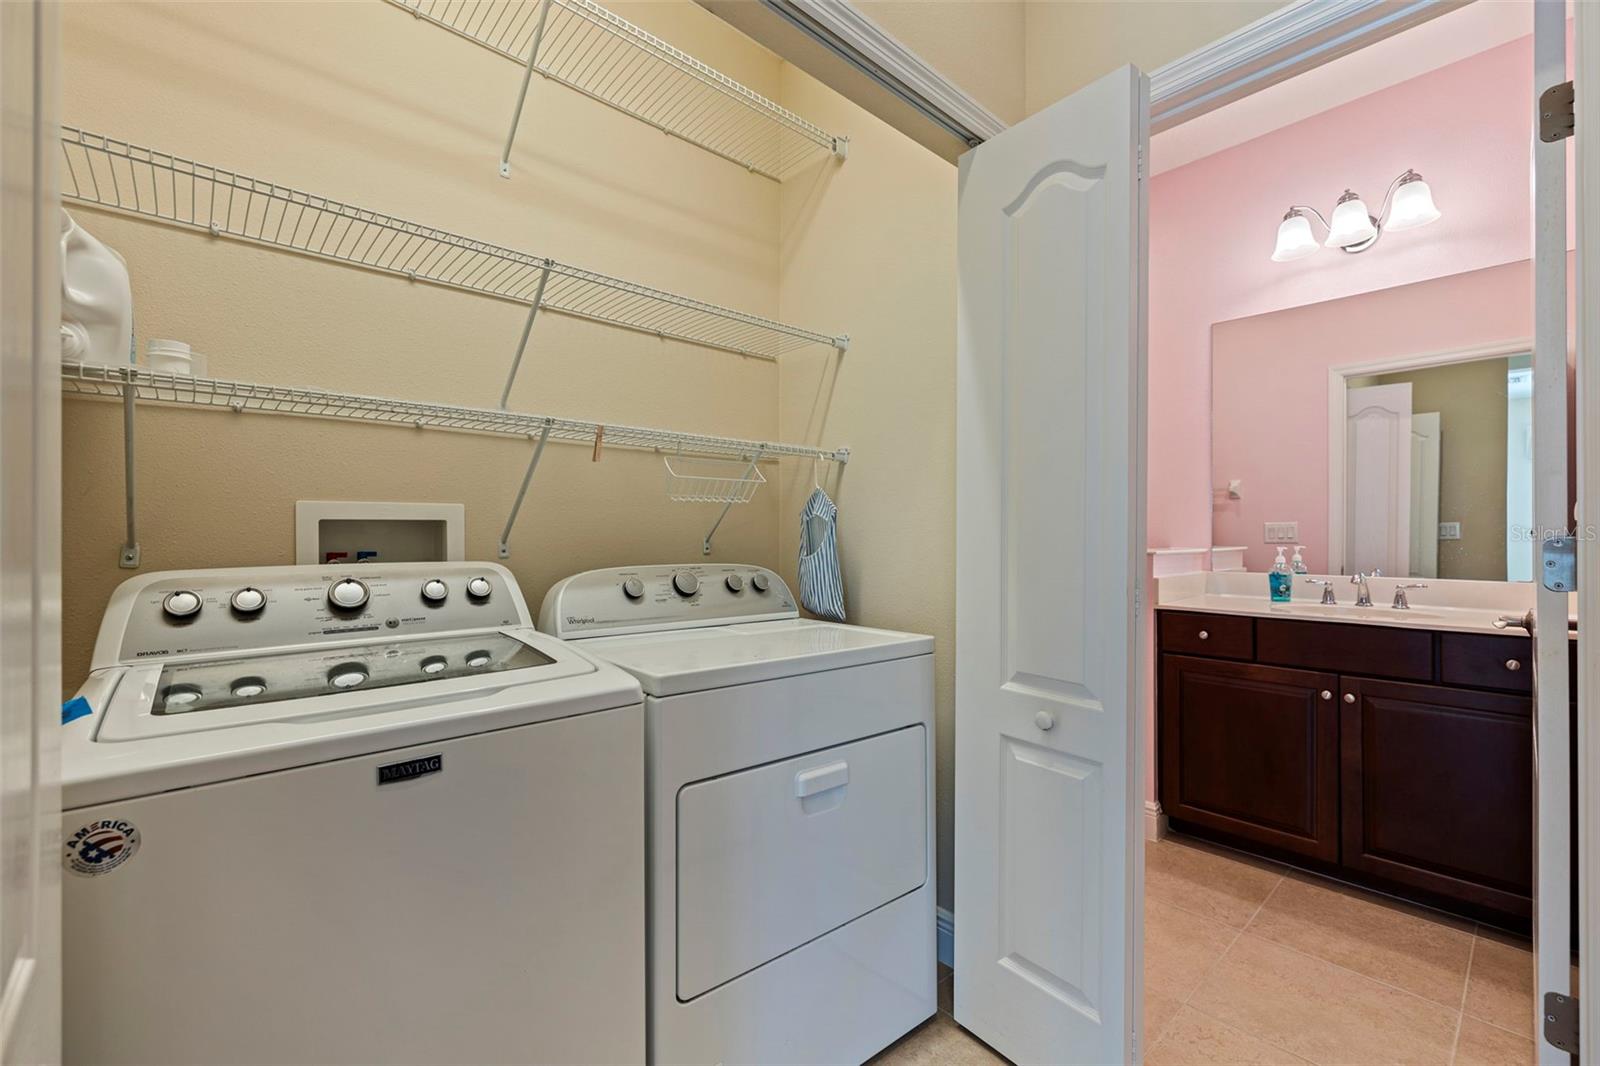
[
  {"left": 1350, "top": 569, "right": 1381, "bottom": 607},
  {"left": 1304, "top": 578, "right": 1337, "bottom": 605},
  {"left": 1392, "top": 582, "right": 1427, "bottom": 609}
]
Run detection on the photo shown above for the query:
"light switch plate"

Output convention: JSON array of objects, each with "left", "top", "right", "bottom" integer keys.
[
  {"left": 1439, "top": 521, "right": 1462, "bottom": 540},
  {"left": 1263, "top": 521, "right": 1299, "bottom": 543}
]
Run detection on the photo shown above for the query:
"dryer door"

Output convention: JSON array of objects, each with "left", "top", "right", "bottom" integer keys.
[{"left": 676, "top": 724, "right": 927, "bottom": 999}]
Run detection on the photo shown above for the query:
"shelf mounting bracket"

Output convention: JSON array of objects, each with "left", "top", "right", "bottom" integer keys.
[
  {"left": 500, "top": 0, "right": 554, "bottom": 178},
  {"left": 500, "top": 261, "right": 553, "bottom": 408},
  {"left": 498, "top": 420, "right": 554, "bottom": 559},
  {"left": 702, "top": 450, "right": 762, "bottom": 557},
  {"left": 119, "top": 367, "right": 140, "bottom": 568}
]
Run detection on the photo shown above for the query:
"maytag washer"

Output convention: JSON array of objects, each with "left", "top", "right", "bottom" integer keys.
[
  {"left": 63, "top": 562, "right": 645, "bottom": 1066},
  {"left": 541, "top": 564, "right": 936, "bottom": 1065}
]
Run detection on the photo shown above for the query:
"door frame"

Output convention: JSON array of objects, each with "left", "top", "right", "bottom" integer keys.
[{"left": 1323, "top": 340, "right": 1531, "bottom": 576}]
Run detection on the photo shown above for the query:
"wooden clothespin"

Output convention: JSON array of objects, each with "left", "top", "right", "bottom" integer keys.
[{"left": 592, "top": 425, "right": 605, "bottom": 461}]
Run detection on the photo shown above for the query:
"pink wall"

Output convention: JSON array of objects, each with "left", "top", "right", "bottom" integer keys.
[
  {"left": 1210, "top": 261, "right": 1532, "bottom": 573},
  {"left": 1148, "top": 34, "right": 1536, "bottom": 554}
]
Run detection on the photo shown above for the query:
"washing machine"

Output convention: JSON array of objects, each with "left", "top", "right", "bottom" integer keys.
[
  {"left": 63, "top": 562, "right": 645, "bottom": 1066},
  {"left": 540, "top": 564, "right": 936, "bottom": 1065}
]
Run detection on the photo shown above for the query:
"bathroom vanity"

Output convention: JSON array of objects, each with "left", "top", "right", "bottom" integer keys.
[{"left": 1156, "top": 584, "right": 1575, "bottom": 929}]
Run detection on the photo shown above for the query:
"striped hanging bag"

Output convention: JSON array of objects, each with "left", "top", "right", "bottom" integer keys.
[{"left": 798, "top": 486, "right": 846, "bottom": 622}]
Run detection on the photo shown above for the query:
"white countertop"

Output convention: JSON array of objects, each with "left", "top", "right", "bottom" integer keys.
[{"left": 1155, "top": 572, "right": 1577, "bottom": 638}]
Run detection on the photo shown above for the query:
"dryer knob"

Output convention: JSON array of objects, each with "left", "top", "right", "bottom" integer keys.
[
  {"left": 229, "top": 587, "right": 266, "bottom": 614},
  {"left": 672, "top": 571, "right": 700, "bottom": 597},
  {"left": 421, "top": 579, "right": 449, "bottom": 604},
  {"left": 328, "top": 579, "right": 369, "bottom": 611},
  {"left": 725, "top": 574, "right": 745, "bottom": 593},
  {"left": 162, "top": 589, "right": 203, "bottom": 619},
  {"left": 466, "top": 576, "right": 493, "bottom": 600},
  {"left": 751, "top": 573, "right": 771, "bottom": 592},
  {"left": 621, "top": 578, "right": 645, "bottom": 600}
]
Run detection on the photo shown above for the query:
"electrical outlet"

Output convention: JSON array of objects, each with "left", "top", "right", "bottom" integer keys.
[
  {"left": 1263, "top": 522, "right": 1299, "bottom": 543},
  {"left": 1439, "top": 521, "right": 1462, "bottom": 540}
]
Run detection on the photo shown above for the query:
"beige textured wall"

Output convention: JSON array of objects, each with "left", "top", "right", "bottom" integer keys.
[
  {"left": 775, "top": 68, "right": 957, "bottom": 911},
  {"left": 60, "top": 0, "right": 794, "bottom": 687},
  {"left": 1024, "top": 0, "right": 1276, "bottom": 113},
  {"left": 857, "top": 0, "right": 1027, "bottom": 124}
]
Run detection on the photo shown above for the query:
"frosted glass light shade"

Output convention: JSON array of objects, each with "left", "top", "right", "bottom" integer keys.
[
  {"left": 1387, "top": 177, "right": 1441, "bottom": 231},
  {"left": 1271, "top": 213, "right": 1319, "bottom": 261},
  {"left": 1325, "top": 195, "right": 1377, "bottom": 247}
]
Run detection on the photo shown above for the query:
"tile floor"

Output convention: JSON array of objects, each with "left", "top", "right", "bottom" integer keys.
[{"left": 872, "top": 835, "right": 1542, "bottom": 1066}]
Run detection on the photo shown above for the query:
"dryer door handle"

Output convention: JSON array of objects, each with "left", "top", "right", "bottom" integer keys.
[{"left": 795, "top": 761, "right": 849, "bottom": 799}]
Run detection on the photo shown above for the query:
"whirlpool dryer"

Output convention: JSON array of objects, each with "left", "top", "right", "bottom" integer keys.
[
  {"left": 63, "top": 562, "right": 645, "bottom": 1066},
  {"left": 540, "top": 564, "right": 936, "bottom": 1065}
]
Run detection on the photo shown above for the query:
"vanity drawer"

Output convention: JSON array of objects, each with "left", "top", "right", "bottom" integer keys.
[
  {"left": 1256, "top": 618, "right": 1431, "bottom": 681},
  {"left": 1440, "top": 633, "right": 1533, "bottom": 694},
  {"left": 1159, "top": 611, "right": 1252, "bottom": 660}
]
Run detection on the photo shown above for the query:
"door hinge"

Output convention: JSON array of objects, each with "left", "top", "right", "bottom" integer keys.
[
  {"left": 1136, "top": 144, "right": 1144, "bottom": 181},
  {"left": 1540, "top": 80, "right": 1575, "bottom": 142},
  {"left": 1542, "top": 535, "right": 1577, "bottom": 592},
  {"left": 1543, "top": 991, "right": 1578, "bottom": 1054}
]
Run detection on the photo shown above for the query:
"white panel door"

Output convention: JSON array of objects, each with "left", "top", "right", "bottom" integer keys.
[
  {"left": 1530, "top": 0, "right": 1573, "bottom": 1059},
  {"left": 1409, "top": 412, "right": 1440, "bottom": 579},
  {"left": 0, "top": 4, "right": 61, "bottom": 1063},
  {"left": 1344, "top": 383, "right": 1412, "bottom": 577},
  {"left": 954, "top": 65, "right": 1147, "bottom": 1066}
]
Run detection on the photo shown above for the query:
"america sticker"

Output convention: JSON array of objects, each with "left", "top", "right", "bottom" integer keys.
[{"left": 64, "top": 818, "right": 141, "bottom": 877}]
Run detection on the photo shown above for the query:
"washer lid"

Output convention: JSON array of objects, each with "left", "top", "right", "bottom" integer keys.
[{"left": 579, "top": 618, "right": 933, "bottom": 696}]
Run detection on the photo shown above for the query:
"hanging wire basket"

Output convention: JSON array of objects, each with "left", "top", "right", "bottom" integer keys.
[{"left": 663, "top": 454, "right": 765, "bottom": 504}]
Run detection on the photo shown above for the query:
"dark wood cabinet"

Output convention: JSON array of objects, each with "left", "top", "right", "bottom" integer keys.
[
  {"left": 1339, "top": 678, "right": 1533, "bottom": 919},
  {"left": 1156, "top": 608, "right": 1572, "bottom": 929},
  {"left": 1160, "top": 656, "right": 1339, "bottom": 861}
]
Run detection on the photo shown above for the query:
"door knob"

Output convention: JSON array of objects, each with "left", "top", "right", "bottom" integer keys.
[
  {"left": 1034, "top": 711, "right": 1056, "bottom": 731},
  {"left": 1343, "top": 693, "right": 1356, "bottom": 704},
  {"left": 1320, "top": 690, "right": 1332, "bottom": 701}
]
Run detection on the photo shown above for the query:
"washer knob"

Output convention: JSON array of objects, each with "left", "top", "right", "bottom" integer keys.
[
  {"left": 230, "top": 587, "right": 266, "bottom": 614},
  {"left": 725, "top": 574, "right": 745, "bottom": 593},
  {"left": 672, "top": 571, "right": 700, "bottom": 597},
  {"left": 162, "top": 589, "right": 203, "bottom": 620},
  {"left": 421, "top": 579, "right": 449, "bottom": 604},
  {"left": 328, "top": 578, "right": 369, "bottom": 611},
  {"left": 328, "top": 665, "right": 368, "bottom": 689},
  {"left": 622, "top": 577, "right": 645, "bottom": 600},
  {"left": 751, "top": 572, "right": 771, "bottom": 592},
  {"left": 466, "top": 576, "right": 493, "bottom": 600}
]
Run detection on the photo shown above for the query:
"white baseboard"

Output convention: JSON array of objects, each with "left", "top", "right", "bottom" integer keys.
[
  {"left": 1145, "top": 800, "right": 1168, "bottom": 841},
  {"left": 936, "top": 906, "right": 954, "bottom": 968}
]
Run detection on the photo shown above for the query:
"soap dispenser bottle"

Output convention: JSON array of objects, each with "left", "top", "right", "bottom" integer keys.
[
  {"left": 1291, "top": 545, "right": 1308, "bottom": 575},
  {"left": 1269, "top": 546, "right": 1293, "bottom": 602}
]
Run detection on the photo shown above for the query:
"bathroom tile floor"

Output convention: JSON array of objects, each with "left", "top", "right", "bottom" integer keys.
[{"left": 872, "top": 835, "right": 1543, "bottom": 1065}]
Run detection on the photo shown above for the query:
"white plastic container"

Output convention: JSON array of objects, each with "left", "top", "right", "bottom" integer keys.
[
  {"left": 146, "top": 339, "right": 205, "bottom": 376},
  {"left": 60, "top": 209, "right": 133, "bottom": 366}
]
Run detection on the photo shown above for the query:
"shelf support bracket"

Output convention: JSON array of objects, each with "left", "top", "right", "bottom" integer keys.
[
  {"left": 500, "top": 0, "right": 554, "bottom": 178},
  {"left": 119, "top": 367, "right": 140, "bottom": 568},
  {"left": 500, "top": 261, "right": 553, "bottom": 409},
  {"left": 499, "top": 420, "right": 554, "bottom": 559},
  {"left": 702, "top": 450, "right": 762, "bottom": 557}
]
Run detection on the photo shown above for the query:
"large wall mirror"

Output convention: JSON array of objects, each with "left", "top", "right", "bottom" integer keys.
[{"left": 1211, "top": 261, "right": 1542, "bottom": 581}]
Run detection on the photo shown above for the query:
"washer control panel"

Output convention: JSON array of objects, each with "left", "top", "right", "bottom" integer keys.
[
  {"left": 103, "top": 562, "right": 529, "bottom": 666},
  {"left": 539, "top": 564, "right": 796, "bottom": 639}
]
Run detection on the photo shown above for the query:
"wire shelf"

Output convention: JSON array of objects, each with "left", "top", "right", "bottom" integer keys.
[
  {"left": 59, "top": 127, "right": 847, "bottom": 360},
  {"left": 389, "top": 0, "right": 844, "bottom": 181},
  {"left": 663, "top": 454, "right": 765, "bottom": 504},
  {"left": 61, "top": 361, "right": 850, "bottom": 464}
]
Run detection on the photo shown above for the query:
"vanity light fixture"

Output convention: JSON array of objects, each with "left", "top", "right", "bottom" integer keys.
[{"left": 1271, "top": 169, "right": 1440, "bottom": 262}]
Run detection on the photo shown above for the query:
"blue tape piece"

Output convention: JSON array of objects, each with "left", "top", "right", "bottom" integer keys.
[{"left": 61, "top": 696, "right": 92, "bottom": 725}]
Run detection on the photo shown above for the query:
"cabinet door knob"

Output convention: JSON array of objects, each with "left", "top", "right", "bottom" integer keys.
[
  {"left": 1320, "top": 690, "right": 1332, "bottom": 701},
  {"left": 1198, "top": 630, "right": 1210, "bottom": 640},
  {"left": 1505, "top": 659, "right": 1523, "bottom": 672},
  {"left": 1034, "top": 711, "right": 1056, "bottom": 731},
  {"left": 1343, "top": 692, "right": 1356, "bottom": 704}
]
